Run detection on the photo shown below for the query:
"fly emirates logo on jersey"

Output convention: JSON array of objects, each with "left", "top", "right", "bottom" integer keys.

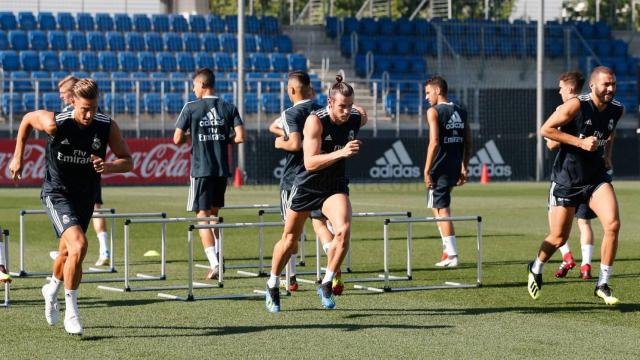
[
  {"left": 57, "top": 149, "right": 92, "bottom": 164},
  {"left": 369, "top": 140, "right": 421, "bottom": 179},
  {"left": 198, "top": 108, "right": 226, "bottom": 142}
]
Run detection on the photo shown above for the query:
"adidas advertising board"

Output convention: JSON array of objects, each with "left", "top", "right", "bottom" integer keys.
[
  {"left": 369, "top": 140, "right": 421, "bottom": 179},
  {"left": 468, "top": 140, "right": 512, "bottom": 178}
]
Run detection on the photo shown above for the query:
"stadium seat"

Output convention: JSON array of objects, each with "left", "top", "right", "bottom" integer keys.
[
  {"left": 9, "top": 30, "right": 28, "bottom": 50},
  {"left": 220, "top": 33, "right": 236, "bottom": 52},
  {"left": 60, "top": 51, "right": 80, "bottom": 71},
  {"left": 99, "top": 51, "right": 118, "bottom": 71},
  {"left": 360, "top": 18, "right": 378, "bottom": 36},
  {"left": 202, "top": 33, "right": 220, "bottom": 51},
  {"left": 594, "top": 21, "right": 611, "bottom": 39},
  {"left": 96, "top": 13, "right": 114, "bottom": 32},
  {"left": 325, "top": 17, "right": 338, "bottom": 38},
  {"left": 257, "top": 35, "right": 275, "bottom": 52},
  {"left": 10, "top": 70, "right": 31, "bottom": 91},
  {"left": 37, "top": 12, "right": 57, "bottom": 31},
  {"left": 145, "top": 32, "right": 163, "bottom": 52},
  {"left": 0, "top": 31, "right": 8, "bottom": 50},
  {"left": 170, "top": 14, "right": 189, "bottom": 32},
  {"left": 28, "top": 30, "right": 48, "bottom": 50},
  {"left": 119, "top": 52, "right": 139, "bottom": 72},
  {"left": 157, "top": 52, "right": 177, "bottom": 72},
  {"left": 133, "top": 14, "right": 151, "bottom": 32},
  {"left": 57, "top": 12, "right": 76, "bottom": 31},
  {"left": 164, "top": 33, "right": 183, "bottom": 52},
  {"left": 612, "top": 39, "right": 628, "bottom": 58},
  {"left": 195, "top": 52, "right": 215, "bottom": 70},
  {"left": 183, "top": 33, "right": 201, "bottom": 51},
  {"left": 23, "top": 92, "right": 40, "bottom": 112},
  {"left": 170, "top": 73, "right": 188, "bottom": 93},
  {"left": 48, "top": 31, "right": 67, "bottom": 50},
  {"left": 151, "top": 72, "right": 170, "bottom": 92},
  {"left": 265, "top": 72, "right": 286, "bottom": 93},
  {"left": 71, "top": 71, "right": 89, "bottom": 79},
  {"left": 396, "top": 39, "right": 413, "bottom": 55},
  {"left": 43, "top": 92, "right": 62, "bottom": 111},
  {"left": 114, "top": 13, "right": 132, "bottom": 32},
  {"left": 131, "top": 72, "right": 152, "bottom": 92},
  {"left": 144, "top": 92, "right": 161, "bottom": 114},
  {"left": 214, "top": 75, "right": 232, "bottom": 93},
  {"left": 88, "top": 31, "right": 107, "bottom": 51},
  {"left": 80, "top": 52, "right": 99, "bottom": 72},
  {"left": 164, "top": 93, "right": 184, "bottom": 113},
  {"left": 152, "top": 14, "right": 170, "bottom": 32},
  {"left": 107, "top": 32, "right": 125, "bottom": 51},
  {"left": 189, "top": 15, "right": 206, "bottom": 33},
  {"left": 0, "top": 13, "right": 17, "bottom": 30},
  {"left": 76, "top": 13, "right": 95, "bottom": 31},
  {"left": 176, "top": 52, "right": 195, "bottom": 72},
  {"left": 68, "top": 31, "right": 87, "bottom": 50},
  {"left": 270, "top": 53, "right": 288, "bottom": 72},
  {"left": 126, "top": 32, "right": 145, "bottom": 51},
  {"left": 225, "top": 16, "right": 238, "bottom": 33},
  {"left": 3, "top": 93, "right": 25, "bottom": 114},
  {"left": 288, "top": 54, "right": 307, "bottom": 71},
  {"left": 343, "top": 17, "right": 359, "bottom": 35},
  {"left": 262, "top": 93, "right": 282, "bottom": 113},
  {"left": 32, "top": 71, "right": 54, "bottom": 92},
  {"left": 92, "top": 71, "right": 111, "bottom": 92},
  {"left": 40, "top": 51, "right": 60, "bottom": 71},
  {"left": 244, "top": 34, "right": 257, "bottom": 52},
  {"left": 221, "top": 92, "right": 234, "bottom": 105},
  {"left": 138, "top": 52, "right": 157, "bottom": 72},
  {"left": 314, "top": 93, "right": 328, "bottom": 107},
  {"left": 244, "top": 92, "right": 258, "bottom": 113},
  {"left": 207, "top": 15, "right": 225, "bottom": 33},
  {"left": 20, "top": 50, "right": 39, "bottom": 71},
  {"left": 215, "top": 52, "right": 233, "bottom": 72},
  {"left": 245, "top": 16, "right": 260, "bottom": 34},
  {"left": 251, "top": 53, "right": 270, "bottom": 72},
  {"left": 104, "top": 92, "right": 125, "bottom": 114},
  {"left": 0, "top": 50, "right": 19, "bottom": 71},
  {"left": 358, "top": 37, "right": 376, "bottom": 54},
  {"left": 18, "top": 12, "right": 36, "bottom": 31},
  {"left": 112, "top": 71, "right": 132, "bottom": 92},
  {"left": 124, "top": 92, "right": 139, "bottom": 113},
  {"left": 246, "top": 72, "right": 263, "bottom": 92},
  {"left": 276, "top": 35, "right": 292, "bottom": 52},
  {"left": 232, "top": 53, "right": 251, "bottom": 72}
]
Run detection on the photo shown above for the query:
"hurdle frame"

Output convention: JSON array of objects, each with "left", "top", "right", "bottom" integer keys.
[
  {"left": 1, "top": 228, "right": 10, "bottom": 307},
  {"left": 158, "top": 219, "right": 287, "bottom": 301},
  {"left": 353, "top": 216, "right": 483, "bottom": 293},
  {"left": 12, "top": 208, "right": 117, "bottom": 277},
  {"left": 98, "top": 216, "right": 220, "bottom": 293}
]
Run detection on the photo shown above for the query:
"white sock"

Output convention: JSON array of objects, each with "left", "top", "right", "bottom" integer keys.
[
  {"left": 267, "top": 273, "right": 279, "bottom": 288},
  {"left": 64, "top": 288, "right": 79, "bottom": 319},
  {"left": 559, "top": 243, "right": 571, "bottom": 257},
  {"left": 213, "top": 239, "right": 219, "bottom": 255},
  {"left": 322, "top": 270, "right": 335, "bottom": 284},
  {"left": 48, "top": 275, "right": 63, "bottom": 295},
  {"left": 97, "top": 232, "right": 109, "bottom": 258},
  {"left": 443, "top": 236, "right": 458, "bottom": 256},
  {"left": 581, "top": 245, "right": 593, "bottom": 266},
  {"left": 598, "top": 264, "right": 612, "bottom": 286},
  {"left": 288, "top": 254, "right": 297, "bottom": 276},
  {"left": 322, "top": 242, "right": 331, "bottom": 254},
  {"left": 204, "top": 246, "right": 219, "bottom": 268},
  {"left": 531, "top": 258, "right": 544, "bottom": 274},
  {"left": 0, "top": 244, "right": 4, "bottom": 265}
]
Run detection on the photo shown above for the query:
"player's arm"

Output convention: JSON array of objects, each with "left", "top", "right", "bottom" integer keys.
[
  {"left": 233, "top": 124, "right": 245, "bottom": 144},
  {"left": 269, "top": 117, "right": 285, "bottom": 137},
  {"left": 545, "top": 138, "right": 560, "bottom": 150},
  {"left": 352, "top": 104, "right": 368, "bottom": 127},
  {"left": 173, "top": 128, "right": 187, "bottom": 145},
  {"left": 9, "top": 110, "right": 56, "bottom": 180},
  {"left": 303, "top": 114, "right": 360, "bottom": 172},
  {"left": 541, "top": 99, "right": 597, "bottom": 151},
  {"left": 94, "top": 121, "right": 132, "bottom": 174},
  {"left": 275, "top": 131, "right": 301, "bottom": 152},
  {"left": 275, "top": 109, "right": 301, "bottom": 151},
  {"left": 423, "top": 107, "right": 439, "bottom": 188},
  {"left": 173, "top": 104, "right": 191, "bottom": 145},
  {"left": 458, "top": 119, "right": 473, "bottom": 186},
  {"left": 604, "top": 130, "right": 615, "bottom": 170}
]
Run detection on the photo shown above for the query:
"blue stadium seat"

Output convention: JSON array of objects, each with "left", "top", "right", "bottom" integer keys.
[
  {"left": 396, "top": 39, "right": 413, "bottom": 55},
  {"left": 396, "top": 18, "right": 414, "bottom": 36},
  {"left": 126, "top": 32, "right": 145, "bottom": 51},
  {"left": 23, "top": 92, "right": 40, "bottom": 112},
  {"left": 38, "top": 12, "right": 56, "bottom": 31},
  {"left": 261, "top": 16, "right": 279, "bottom": 34},
  {"left": 343, "top": 17, "right": 359, "bottom": 35},
  {"left": 377, "top": 17, "right": 395, "bottom": 36},
  {"left": 20, "top": 50, "right": 39, "bottom": 71},
  {"left": 2, "top": 93, "right": 24, "bottom": 114},
  {"left": 202, "top": 33, "right": 220, "bottom": 51},
  {"left": 215, "top": 52, "right": 233, "bottom": 72},
  {"left": 354, "top": 54, "right": 367, "bottom": 77},
  {"left": 71, "top": 71, "right": 89, "bottom": 79},
  {"left": 325, "top": 17, "right": 338, "bottom": 38},
  {"left": 88, "top": 31, "right": 107, "bottom": 51},
  {"left": 246, "top": 72, "right": 263, "bottom": 92},
  {"left": 358, "top": 37, "right": 376, "bottom": 54},
  {"left": 32, "top": 71, "right": 54, "bottom": 92},
  {"left": 76, "top": 13, "right": 95, "bottom": 31},
  {"left": 80, "top": 51, "right": 99, "bottom": 72},
  {"left": 265, "top": 72, "right": 285, "bottom": 93},
  {"left": 170, "top": 14, "right": 189, "bottom": 32},
  {"left": 183, "top": 33, "right": 201, "bottom": 51},
  {"left": 225, "top": 16, "right": 238, "bottom": 33},
  {"left": 0, "top": 50, "right": 19, "bottom": 71},
  {"left": 107, "top": 32, "right": 125, "bottom": 51},
  {"left": 233, "top": 53, "right": 251, "bottom": 71},
  {"left": 288, "top": 54, "right": 307, "bottom": 71},
  {"left": 48, "top": 31, "right": 66, "bottom": 50},
  {"left": 244, "top": 34, "right": 257, "bottom": 52},
  {"left": 119, "top": 52, "right": 139, "bottom": 72},
  {"left": 152, "top": 14, "right": 169, "bottom": 32},
  {"left": 411, "top": 57, "right": 426, "bottom": 73},
  {"left": 68, "top": 31, "right": 87, "bottom": 50},
  {"left": 133, "top": 14, "right": 151, "bottom": 32},
  {"left": 57, "top": 12, "right": 76, "bottom": 31},
  {"left": 145, "top": 32, "right": 163, "bottom": 52},
  {"left": 124, "top": 92, "right": 138, "bottom": 113},
  {"left": 189, "top": 15, "right": 206, "bottom": 33},
  {"left": 0, "top": 13, "right": 17, "bottom": 30},
  {"left": 376, "top": 38, "right": 394, "bottom": 54},
  {"left": 92, "top": 71, "right": 111, "bottom": 92},
  {"left": 139, "top": 52, "right": 157, "bottom": 72},
  {"left": 214, "top": 74, "right": 232, "bottom": 93},
  {"left": 112, "top": 71, "right": 132, "bottom": 92},
  {"left": 164, "top": 33, "right": 183, "bottom": 52},
  {"left": 99, "top": 51, "right": 118, "bottom": 71},
  {"left": 9, "top": 30, "right": 28, "bottom": 50},
  {"left": 195, "top": 52, "right": 215, "bottom": 70},
  {"left": 150, "top": 72, "right": 170, "bottom": 93},
  {"left": 207, "top": 15, "right": 225, "bottom": 33},
  {"left": 314, "top": 93, "right": 327, "bottom": 107},
  {"left": 594, "top": 21, "right": 611, "bottom": 39},
  {"left": 392, "top": 57, "right": 410, "bottom": 73},
  {"left": 262, "top": 93, "right": 282, "bottom": 113},
  {"left": 0, "top": 31, "right": 8, "bottom": 50},
  {"left": 157, "top": 52, "right": 177, "bottom": 72},
  {"left": 10, "top": 70, "right": 31, "bottom": 91},
  {"left": 131, "top": 72, "right": 152, "bottom": 92},
  {"left": 18, "top": 12, "right": 36, "bottom": 30},
  {"left": 176, "top": 52, "right": 195, "bottom": 72},
  {"left": 170, "top": 72, "right": 188, "bottom": 92},
  {"left": 270, "top": 53, "right": 288, "bottom": 72},
  {"left": 114, "top": 14, "right": 132, "bottom": 32},
  {"left": 276, "top": 35, "right": 292, "bottom": 53},
  {"left": 96, "top": 13, "right": 114, "bottom": 32},
  {"left": 40, "top": 51, "right": 59, "bottom": 71},
  {"left": 612, "top": 40, "right": 628, "bottom": 58},
  {"left": 220, "top": 33, "right": 236, "bottom": 52},
  {"left": 28, "top": 30, "right": 48, "bottom": 50},
  {"left": 251, "top": 53, "right": 270, "bottom": 72},
  {"left": 246, "top": 16, "right": 260, "bottom": 34},
  {"left": 244, "top": 92, "right": 258, "bottom": 113},
  {"left": 360, "top": 18, "right": 378, "bottom": 36},
  {"left": 60, "top": 51, "right": 79, "bottom": 71},
  {"left": 594, "top": 40, "right": 612, "bottom": 58},
  {"left": 257, "top": 35, "right": 275, "bottom": 52},
  {"left": 104, "top": 92, "right": 125, "bottom": 114},
  {"left": 144, "top": 93, "right": 161, "bottom": 114},
  {"left": 374, "top": 56, "right": 392, "bottom": 75},
  {"left": 43, "top": 92, "right": 62, "bottom": 111},
  {"left": 220, "top": 92, "right": 234, "bottom": 105},
  {"left": 164, "top": 93, "right": 184, "bottom": 113}
]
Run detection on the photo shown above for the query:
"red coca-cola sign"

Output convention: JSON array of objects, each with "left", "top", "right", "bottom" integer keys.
[{"left": 0, "top": 139, "right": 192, "bottom": 186}]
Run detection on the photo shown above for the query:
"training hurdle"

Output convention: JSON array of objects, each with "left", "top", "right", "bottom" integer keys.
[
  {"left": 1, "top": 228, "right": 10, "bottom": 308},
  {"left": 12, "top": 208, "right": 117, "bottom": 277},
  {"left": 353, "top": 216, "right": 483, "bottom": 293},
  {"left": 98, "top": 216, "right": 220, "bottom": 293},
  {"left": 158, "top": 219, "right": 286, "bottom": 301}
]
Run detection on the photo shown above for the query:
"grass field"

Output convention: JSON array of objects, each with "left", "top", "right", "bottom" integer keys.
[{"left": 1, "top": 182, "right": 640, "bottom": 359}]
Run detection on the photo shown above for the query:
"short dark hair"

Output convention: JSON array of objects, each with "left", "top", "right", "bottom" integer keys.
[
  {"left": 559, "top": 71, "right": 585, "bottom": 92},
  {"left": 288, "top": 71, "right": 311, "bottom": 89},
  {"left": 73, "top": 78, "right": 99, "bottom": 100},
  {"left": 590, "top": 66, "right": 615, "bottom": 81},
  {"left": 425, "top": 76, "right": 448, "bottom": 96},
  {"left": 193, "top": 68, "right": 215, "bottom": 88},
  {"left": 329, "top": 74, "right": 353, "bottom": 99}
]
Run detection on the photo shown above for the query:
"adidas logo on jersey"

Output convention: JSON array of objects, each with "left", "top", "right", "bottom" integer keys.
[
  {"left": 585, "top": 119, "right": 592, "bottom": 125},
  {"left": 60, "top": 139, "right": 70, "bottom": 145},
  {"left": 445, "top": 111, "right": 465, "bottom": 130},
  {"left": 369, "top": 141, "right": 420, "bottom": 178},
  {"left": 468, "top": 140, "right": 512, "bottom": 177},
  {"left": 324, "top": 134, "right": 332, "bottom": 141},
  {"left": 272, "top": 158, "right": 286, "bottom": 179}
]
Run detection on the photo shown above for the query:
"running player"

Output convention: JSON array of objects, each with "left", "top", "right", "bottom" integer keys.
[
  {"left": 528, "top": 66, "right": 623, "bottom": 305},
  {"left": 0, "top": 227, "right": 10, "bottom": 283},
  {"left": 173, "top": 68, "right": 245, "bottom": 280},
  {"left": 545, "top": 71, "right": 596, "bottom": 280},
  {"left": 265, "top": 75, "right": 367, "bottom": 312},
  {"left": 423, "top": 76, "right": 472, "bottom": 268},
  {"left": 10, "top": 79, "right": 132, "bottom": 335}
]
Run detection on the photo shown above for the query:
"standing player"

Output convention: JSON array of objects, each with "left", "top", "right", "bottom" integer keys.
[
  {"left": 10, "top": 79, "right": 132, "bottom": 335},
  {"left": 265, "top": 75, "right": 366, "bottom": 312},
  {"left": 0, "top": 227, "right": 10, "bottom": 283},
  {"left": 423, "top": 76, "right": 472, "bottom": 268},
  {"left": 173, "top": 68, "right": 245, "bottom": 280},
  {"left": 545, "top": 71, "right": 596, "bottom": 280},
  {"left": 528, "top": 66, "right": 623, "bottom": 305}
]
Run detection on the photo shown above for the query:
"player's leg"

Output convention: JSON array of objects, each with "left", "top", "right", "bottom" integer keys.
[
  {"left": 92, "top": 191, "right": 110, "bottom": 266},
  {"left": 312, "top": 215, "right": 344, "bottom": 295},
  {"left": 60, "top": 225, "right": 88, "bottom": 335},
  {"left": 0, "top": 229, "right": 10, "bottom": 283},
  {"left": 281, "top": 189, "right": 300, "bottom": 291},
  {"left": 428, "top": 178, "right": 458, "bottom": 267},
  {"left": 589, "top": 183, "right": 620, "bottom": 304},
  {"left": 577, "top": 216, "right": 594, "bottom": 280},
  {"left": 190, "top": 177, "right": 223, "bottom": 280}
]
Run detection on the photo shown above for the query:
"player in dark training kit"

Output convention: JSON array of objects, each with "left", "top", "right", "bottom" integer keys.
[
  {"left": 528, "top": 66, "right": 623, "bottom": 305},
  {"left": 174, "top": 68, "right": 245, "bottom": 280},
  {"left": 10, "top": 79, "right": 132, "bottom": 335},
  {"left": 423, "top": 76, "right": 472, "bottom": 268},
  {"left": 265, "top": 75, "right": 367, "bottom": 312}
]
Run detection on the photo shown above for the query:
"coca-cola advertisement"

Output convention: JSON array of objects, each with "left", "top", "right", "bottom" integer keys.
[{"left": 0, "top": 139, "right": 192, "bottom": 186}]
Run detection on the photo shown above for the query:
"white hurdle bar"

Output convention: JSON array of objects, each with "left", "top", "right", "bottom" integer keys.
[
  {"left": 353, "top": 216, "right": 483, "bottom": 293},
  {"left": 13, "top": 208, "right": 116, "bottom": 277},
  {"left": 98, "top": 216, "right": 220, "bottom": 293},
  {"left": 158, "top": 219, "right": 286, "bottom": 301},
  {"left": 1, "top": 228, "right": 11, "bottom": 308}
]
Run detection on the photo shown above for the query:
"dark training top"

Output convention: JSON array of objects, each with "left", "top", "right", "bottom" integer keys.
[{"left": 429, "top": 102, "right": 468, "bottom": 179}]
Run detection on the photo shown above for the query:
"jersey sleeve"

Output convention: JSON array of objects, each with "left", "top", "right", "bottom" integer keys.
[
  {"left": 175, "top": 103, "right": 191, "bottom": 130},
  {"left": 283, "top": 108, "right": 301, "bottom": 136},
  {"left": 230, "top": 105, "right": 243, "bottom": 127}
]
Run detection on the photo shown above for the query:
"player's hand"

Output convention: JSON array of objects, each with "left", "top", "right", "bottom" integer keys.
[
  {"left": 457, "top": 167, "right": 468, "bottom": 186},
  {"left": 424, "top": 173, "right": 433, "bottom": 189},
  {"left": 9, "top": 156, "right": 23, "bottom": 180},
  {"left": 352, "top": 105, "right": 367, "bottom": 119},
  {"left": 340, "top": 140, "right": 361, "bottom": 158},
  {"left": 91, "top": 155, "right": 106, "bottom": 173},
  {"left": 579, "top": 136, "right": 598, "bottom": 152}
]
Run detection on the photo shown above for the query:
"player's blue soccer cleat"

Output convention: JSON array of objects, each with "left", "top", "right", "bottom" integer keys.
[
  {"left": 317, "top": 282, "right": 336, "bottom": 309},
  {"left": 265, "top": 286, "right": 281, "bottom": 313}
]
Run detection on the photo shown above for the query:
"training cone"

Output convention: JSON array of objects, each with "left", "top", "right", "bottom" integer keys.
[
  {"left": 144, "top": 250, "right": 160, "bottom": 257},
  {"left": 233, "top": 167, "right": 243, "bottom": 188},
  {"left": 480, "top": 163, "right": 490, "bottom": 184}
]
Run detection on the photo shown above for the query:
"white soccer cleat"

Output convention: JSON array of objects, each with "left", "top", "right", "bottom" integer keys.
[
  {"left": 435, "top": 256, "right": 459, "bottom": 268},
  {"left": 41, "top": 284, "right": 60, "bottom": 326},
  {"left": 64, "top": 314, "right": 83, "bottom": 336},
  {"left": 49, "top": 251, "right": 60, "bottom": 261}
]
